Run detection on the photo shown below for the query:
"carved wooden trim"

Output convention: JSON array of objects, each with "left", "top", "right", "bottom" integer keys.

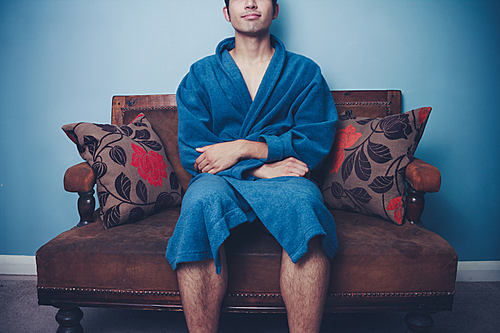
[
  {"left": 121, "top": 106, "right": 177, "bottom": 112},
  {"left": 111, "top": 90, "right": 403, "bottom": 126},
  {"left": 227, "top": 293, "right": 282, "bottom": 299},
  {"left": 112, "top": 94, "right": 177, "bottom": 126},
  {"left": 38, "top": 286, "right": 180, "bottom": 297},
  {"left": 331, "top": 90, "right": 401, "bottom": 117},
  {"left": 334, "top": 101, "right": 393, "bottom": 116},
  {"left": 334, "top": 102, "right": 392, "bottom": 106},
  {"left": 328, "top": 291, "right": 455, "bottom": 298},
  {"left": 39, "top": 286, "right": 454, "bottom": 299},
  {"left": 111, "top": 96, "right": 126, "bottom": 126}
]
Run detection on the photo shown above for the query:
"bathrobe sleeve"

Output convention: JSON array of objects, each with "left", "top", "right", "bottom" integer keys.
[
  {"left": 257, "top": 68, "right": 338, "bottom": 173},
  {"left": 176, "top": 67, "right": 222, "bottom": 177}
]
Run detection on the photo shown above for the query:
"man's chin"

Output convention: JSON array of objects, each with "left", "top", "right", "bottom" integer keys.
[{"left": 234, "top": 27, "right": 271, "bottom": 39}]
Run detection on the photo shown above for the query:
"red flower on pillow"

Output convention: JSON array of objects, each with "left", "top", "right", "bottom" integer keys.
[
  {"left": 329, "top": 125, "right": 362, "bottom": 174},
  {"left": 131, "top": 143, "right": 168, "bottom": 187},
  {"left": 387, "top": 196, "right": 403, "bottom": 225},
  {"left": 418, "top": 107, "right": 431, "bottom": 124}
]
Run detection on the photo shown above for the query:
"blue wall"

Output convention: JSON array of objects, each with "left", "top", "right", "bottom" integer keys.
[{"left": 1, "top": 0, "right": 499, "bottom": 261}]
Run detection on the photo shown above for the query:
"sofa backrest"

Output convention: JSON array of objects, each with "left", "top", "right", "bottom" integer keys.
[{"left": 111, "top": 90, "right": 402, "bottom": 192}]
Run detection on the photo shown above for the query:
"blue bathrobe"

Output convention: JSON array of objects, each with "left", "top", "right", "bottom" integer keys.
[{"left": 166, "top": 36, "right": 338, "bottom": 273}]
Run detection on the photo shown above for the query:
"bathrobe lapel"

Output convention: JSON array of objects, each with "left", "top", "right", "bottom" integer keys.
[
  {"left": 218, "top": 50, "right": 253, "bottom": 118},
  {"left": 217, "top": 36, "right": 286, "bottom": 138},
  {"left": 241, "top": 39, "right": 285, "bottom": 138}
]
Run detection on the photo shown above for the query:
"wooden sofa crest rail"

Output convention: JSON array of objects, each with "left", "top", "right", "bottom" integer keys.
[{"left": 36, "top": 90, "right": 457, "bottom": 332}]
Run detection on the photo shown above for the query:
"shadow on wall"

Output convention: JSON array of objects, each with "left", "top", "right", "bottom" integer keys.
[
  {"left": 270, "top": 3, "right": 289, "bottom": 44},
  {"left": 423, "top": 194, "right": 465, "bottom": 258}
]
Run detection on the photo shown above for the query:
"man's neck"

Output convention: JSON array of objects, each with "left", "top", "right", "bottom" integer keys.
[
  {"left": 229, "top": 32, "right": 274, "bottom": 66},
  {"left": 228, "top": 31, "right": 276, "bottom": 101}
]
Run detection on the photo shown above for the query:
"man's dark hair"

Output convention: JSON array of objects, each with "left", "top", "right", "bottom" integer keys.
[{"left": 224, "top": 0, "right": 278, "bottom": 16}]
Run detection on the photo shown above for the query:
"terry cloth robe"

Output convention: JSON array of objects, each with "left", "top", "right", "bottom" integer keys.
[{"left": 166, "top": 35, "right": 338, "bottom": 273}]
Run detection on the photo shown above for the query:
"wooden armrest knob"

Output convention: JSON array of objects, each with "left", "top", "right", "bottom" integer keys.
[
  {"left": 64, "top": 162, "right": 96, "bottom": 193},
  {"left": 405, "top": 158, "right": 441, "bottom": 193}
]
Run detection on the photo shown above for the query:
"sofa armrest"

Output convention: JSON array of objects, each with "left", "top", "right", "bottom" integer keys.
[
  {"left": 405, "top": 158, "right": 441, "bottom": 193},
  {"left": 405, "top": 158, "right": 441, "bottom": 228},
  {"left": 64, "top": 162, "right": 96, "bottom": 193},
  {"left": 64, "top": 162, "right": 97, "bottom": 227}
]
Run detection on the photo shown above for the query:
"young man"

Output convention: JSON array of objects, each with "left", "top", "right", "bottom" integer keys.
[{"left": 166, "top": 1, "right": 338, "bottom": 332}]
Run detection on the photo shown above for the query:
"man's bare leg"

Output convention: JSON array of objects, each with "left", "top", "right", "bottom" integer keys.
[
  {"left": 280, "top": 237, "right": 331, "bottom": 333},
  {"left": 177, "top": 247, "right": 228, "bottom": 333}
]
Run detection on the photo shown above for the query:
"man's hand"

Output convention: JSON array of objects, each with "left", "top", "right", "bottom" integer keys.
[
  {"left": 195, "top": 140, "right": 268, "bottom": 174},
  {"left": 195, "top": 141, "right": 242, "bottom": 174},
  {"left": 250, "top": 157, "right": 309, "bottom": 179}
]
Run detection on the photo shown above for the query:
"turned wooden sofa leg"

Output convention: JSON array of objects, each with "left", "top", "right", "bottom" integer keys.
[
  {"left": 404, "top": 311, "right": 434, "bottom": 333},
  {"left": 406, "top": 187, "right": 426, "bottom": 229},
  {"left": 55, "top": 307, "right": 84, "bottom": 333},
  {"left": 76, "top": 190, "right": 95, "bottom": 228}
]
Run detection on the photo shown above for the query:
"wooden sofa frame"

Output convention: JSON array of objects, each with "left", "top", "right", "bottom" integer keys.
[{"left": 37, "top": 90, "right": 458, "bottom": 332}]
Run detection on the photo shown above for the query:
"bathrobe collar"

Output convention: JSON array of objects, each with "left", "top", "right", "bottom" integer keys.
[{"left": 215, "top": 35, "right": 287, "bottom": 136}]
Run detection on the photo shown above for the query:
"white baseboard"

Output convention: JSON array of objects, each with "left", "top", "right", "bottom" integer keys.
[
  {"left": 456, "top": 261, "right": 500, "bottom": 282},
  {"left": 0, "top": 255, "right": 37, "bottom": 275},
  {"left": 1, "top": 255, "right": 499, "bottom": 282}
]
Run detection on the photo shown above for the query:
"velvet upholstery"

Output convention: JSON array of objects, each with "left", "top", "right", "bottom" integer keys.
[{"left": 37, "top": 208, "right": 456, "bottom": 310}]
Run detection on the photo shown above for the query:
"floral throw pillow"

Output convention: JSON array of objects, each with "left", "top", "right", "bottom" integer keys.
[
  {"left": 62, "top": 114, "right": 182, "bottom": 229},
  {"left": 321, "top": 107, "right": 431, "bottom": 225}
]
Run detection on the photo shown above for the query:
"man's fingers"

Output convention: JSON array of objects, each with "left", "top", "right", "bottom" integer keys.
[
  {"left": 196, "top": 145, "right": 211, "bottom": 153},
  {"left": 283, "top": 158, "right": 309, "bottom": 175},
  {"left": 207, "top": 167, "right": 219, "bottom": 174},
  {"left": 196, "top": 152, "right": 221, "bottom": 174},
  {"left": 194, "top": 153, "right": 208, "bottom": 172}
]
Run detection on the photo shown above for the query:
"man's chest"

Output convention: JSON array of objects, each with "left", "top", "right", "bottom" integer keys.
[{"left": 239, "top": 66, "right": 267, "bottom": 102}]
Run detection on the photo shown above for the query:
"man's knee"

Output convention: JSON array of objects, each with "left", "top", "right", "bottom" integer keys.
[
  {"left": 177, "top": 258, "right": 211, "bottom": 271},
  {"left": 288, "top": 236, "right": 328, "bottom": 265},
  {"left": 308, "top": 236, "right": 323, "bottom": 252},
  {"left": 270, "top": 177, "right": 324, "bottom": 205}
]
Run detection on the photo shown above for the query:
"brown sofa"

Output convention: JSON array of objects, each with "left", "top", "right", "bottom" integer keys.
[{"left": 36, "top": 90, "right": 458, "bottom": 332}]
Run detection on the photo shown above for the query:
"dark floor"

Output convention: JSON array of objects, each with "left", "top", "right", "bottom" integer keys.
[{"left": 0, "top": 275, "right": 499, "bottom": 333}]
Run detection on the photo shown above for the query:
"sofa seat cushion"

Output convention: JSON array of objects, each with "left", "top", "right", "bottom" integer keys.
[
  {"left": 225, "top": 210, "right": 457, "bottom": 295},
  {"left": 37, "top": 208, "right": 180, "bottom": 292},
  {"left": 37, "top": 209, "right": 457, "bottom": 307},
  {"left": 328, "top": 210, "right": 457, "bottom": 293}
]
